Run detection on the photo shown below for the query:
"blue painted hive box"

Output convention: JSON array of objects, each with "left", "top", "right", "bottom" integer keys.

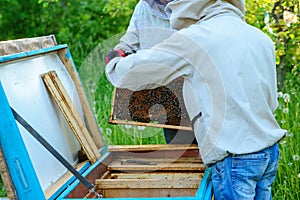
[{"left": 0, "top": 36, "right": 212, "bottom": 200}]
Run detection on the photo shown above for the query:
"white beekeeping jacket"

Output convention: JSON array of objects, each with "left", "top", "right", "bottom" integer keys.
[{"left": 106, "top": 0, "right": 286, "bottom": 165}]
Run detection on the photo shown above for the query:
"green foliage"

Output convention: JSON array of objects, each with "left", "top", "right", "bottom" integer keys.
[
  {"left": 0, "top": 0, "right": 138, "bottom": 66},
  {"left": 246, "top": 0, "right": 300, "bottom": 89}
]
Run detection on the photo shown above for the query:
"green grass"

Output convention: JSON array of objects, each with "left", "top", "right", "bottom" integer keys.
[
  {"left": 272, "top": 88, "right": 300, "bottom": 199},
  {"left": 0, "top": 179, "right": 7, "bottom": 197}
]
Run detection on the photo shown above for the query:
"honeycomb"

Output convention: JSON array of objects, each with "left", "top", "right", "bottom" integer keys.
[{"left": 110, "top": 77, "right": 192, "bottom": 129}]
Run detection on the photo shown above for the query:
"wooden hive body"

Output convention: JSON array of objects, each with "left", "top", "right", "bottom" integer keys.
[{"left": 0, "top": 36, "right": 213, "bottom": 200}]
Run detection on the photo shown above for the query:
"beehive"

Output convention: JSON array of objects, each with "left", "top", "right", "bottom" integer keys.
[{"left": 0, "top": 37, "right": 212, "bottom": 200}]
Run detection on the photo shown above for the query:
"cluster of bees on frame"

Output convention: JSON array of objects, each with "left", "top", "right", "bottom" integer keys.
[{"left": 112, "top": 77, "right": 191, "bottom": 127}]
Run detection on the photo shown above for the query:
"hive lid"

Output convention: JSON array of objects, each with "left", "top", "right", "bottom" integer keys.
[{"left": 0, "top": 38, "right": 104, "bottom": 198}]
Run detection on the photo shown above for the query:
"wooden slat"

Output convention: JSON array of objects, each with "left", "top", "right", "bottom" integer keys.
[
  {"left": 107, "top": 159, "right": 206, "bottom": 171},
  {"left": 109, "top": 119, "right": 193, "bottom": 131},
  {"left": 58, "top": 49, "right": 104, "bottom": 150},
  {"left": 41, "top": 70, "right": 100, "bottom": 163},
  {"left": 101, "top": 188, "right": 197, "bottom": 198},
  {"left": 109, "top": 87, "right": 117, "bottom": 123},
  {"left": 111, "top": 157, "right": 202, "bottom": 164},
  {"left": 96, "top": 178, "right": 201, "bottom": 189},
  {"left": 100, "top": 170, "right": 111, "bottom": 179},
  {"left": 108, "top": 144, "right": 199, "bottom": 152},
  {"left": 108, "top": 163, "right": 206, "bottom": 171},
  {"left": 108, "top": 172, "right": 204, "bottom": 180},
  {"left": 0, "top": 147, "right": 17, "bottom": 199}
]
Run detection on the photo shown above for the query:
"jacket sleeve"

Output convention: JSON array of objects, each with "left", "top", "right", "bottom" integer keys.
[
  {"left": 113, "top": 2, "right": 143, "bottom": 53},
  {"left": 106, "top": 31, "right": 193, "bottom": 91}
]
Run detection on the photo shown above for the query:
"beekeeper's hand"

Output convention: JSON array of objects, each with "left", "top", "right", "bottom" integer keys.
[{"left": 105, "top": 49, "right": 128, "bottom": 64}]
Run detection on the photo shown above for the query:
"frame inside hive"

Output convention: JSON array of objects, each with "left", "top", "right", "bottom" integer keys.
[{"left": 109, "top": 77, "right": 192, "bottom": 131}]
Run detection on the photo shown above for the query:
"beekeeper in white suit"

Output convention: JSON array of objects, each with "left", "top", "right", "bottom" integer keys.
[{"left": 106, "top": 0, "right": 286, "bottom": 199}]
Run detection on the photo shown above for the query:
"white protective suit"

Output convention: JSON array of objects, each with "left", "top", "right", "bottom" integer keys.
[
  {"left": 114, "top": 0, "right": 173, "bottom": 53},
  {"left": 106, "top": 0, "right": 286, "bottom": 165}
]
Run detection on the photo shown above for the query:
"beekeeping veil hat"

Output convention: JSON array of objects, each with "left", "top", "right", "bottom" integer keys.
[{"left": 166, "top": 0, "right": 245, "bottom": 30}]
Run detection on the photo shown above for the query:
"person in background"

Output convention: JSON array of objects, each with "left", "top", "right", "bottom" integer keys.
[
  {"left": 105, "top": 0, "right": 286, "bottom": 199},
  {"left": 106, "top": 0, "right": 197, "bottom": 144}
]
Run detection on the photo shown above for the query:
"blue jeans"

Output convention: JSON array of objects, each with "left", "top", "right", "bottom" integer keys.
[{"left": 211, "top": 143, "right": 279, "bottom": 200}]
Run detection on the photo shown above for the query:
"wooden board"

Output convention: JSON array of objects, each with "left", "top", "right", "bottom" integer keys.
[
  {"left": 108, "top": 144, "right": 199, "bottom": 152},
  {"left": 58, "top": 49, "right": 104, "bottom": 150},
  {"left": 107, "top": 158, "right": 205, "bottom": 171},
  {"left": 0, "top": 35, "right": 57, "bottom": 56},
  {"left": 99, "top": 188, "right": 198, "bottom": 198},
  {"left": 96, "top": 178, "right": 201, "bottom": 189},
  {"left": 41, "top": 70, "right": 100, "bottom": 163},
  {"left": 104, "top": 172, "right": 203, "bottom": 180}
]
